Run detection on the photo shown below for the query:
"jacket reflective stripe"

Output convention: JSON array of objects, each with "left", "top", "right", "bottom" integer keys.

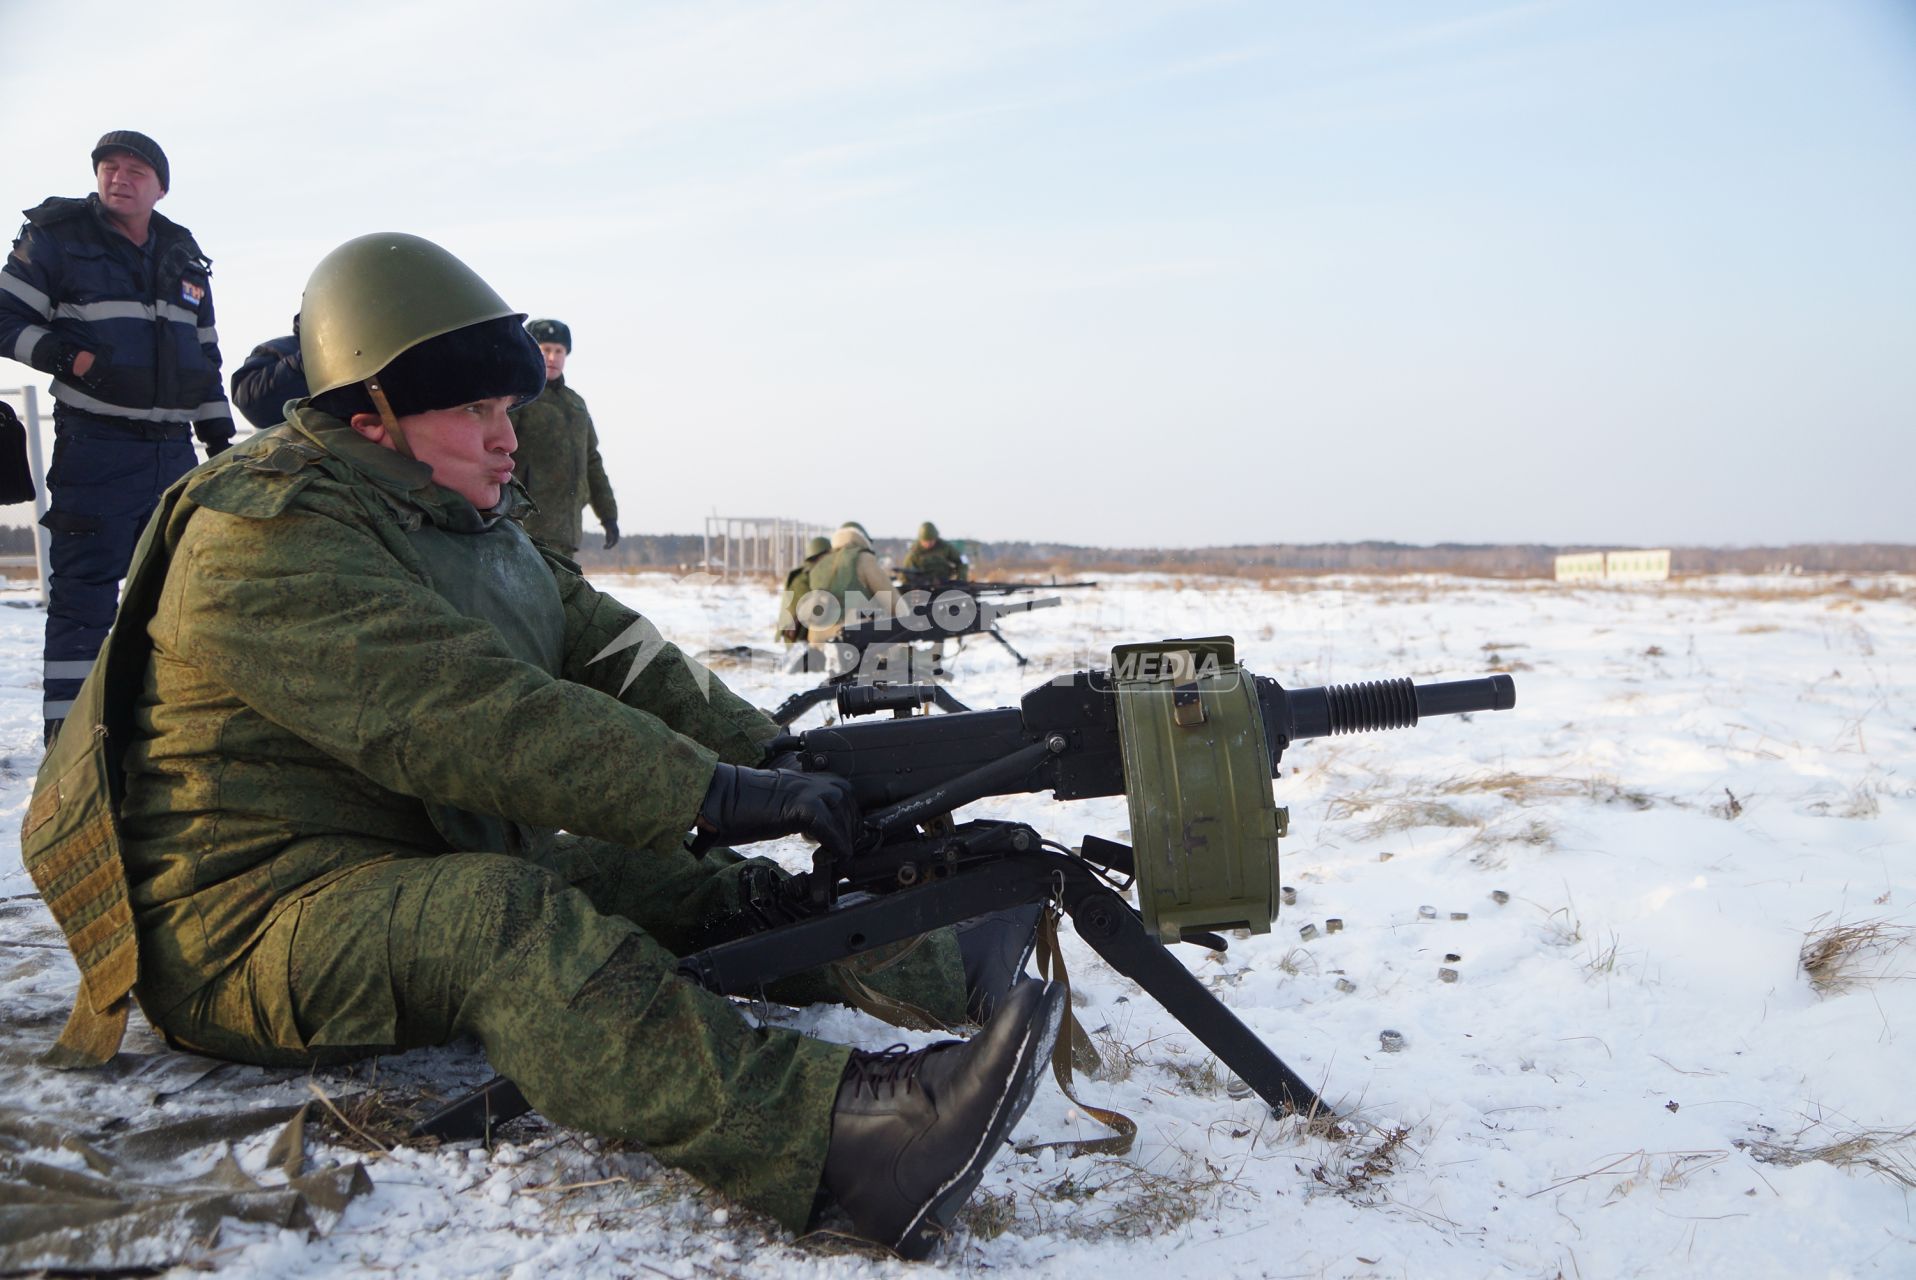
[
  {"left": 44, "top": 660, "right": 98, "bottom": 680},
  {"left": 0, "top": 272, "right": 54, "bottom": 319},
  {"left": 198, "top": 326, "right": 217, "bottom": 345},
  {"left": 55, "top": 299, "right": 147, "bottom": 323},
  {"left": 12, "top": 324, "right": 51, "bottom": 364},
  {"left": 42, "top": 698, "right": 75, "bottom": 719},
  {"left": 50, "top": 381, "right": 199, "bottom": 423},
  {"left": 52, "top": 299, "right": 204, "bottom": 326}
]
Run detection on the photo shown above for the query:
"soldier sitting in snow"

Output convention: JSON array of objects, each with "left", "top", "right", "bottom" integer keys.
[{"left": 23, "top": 232, "right": 1061, "bottom": 1260}]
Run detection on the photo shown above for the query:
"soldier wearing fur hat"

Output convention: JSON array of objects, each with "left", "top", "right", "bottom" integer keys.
[
  {"left": 508, "top": 318, "right": 620, "bottom": 556},
  {"left": 21, "top": 233, "right": 1060, "bottom": 1261},
  {"left": 0, "top": 130, "right": 235, "bottom": 742}
]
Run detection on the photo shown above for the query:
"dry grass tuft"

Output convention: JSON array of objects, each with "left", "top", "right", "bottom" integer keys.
[
  {"left": 307, "top": 1079, "right": 437, "bottom": 1154},
  {"left": 1338, "top": 799, "right": 1476, "bottom": 839},
  {"left": 1738, "top": 1121, "right": 1916, "bottom": 1189},
  {"left": 1439, "top": 771, "right": 1586, "bottom": 804},
  {"left": 1307, "top": 1123, "right": 1413, "bottom": 1203},
  {"left": 1163, "top": 1054, "right": 1225, "bottom": 1097},
  {"left": 958, "top": 1187, "right": 1020, "bottom": 1241},
  {"left": 1023, "top": 1159, "right": 1251, "bottom": 1239},
  {"left": 1087, "top": 1025, "right": 1149, "bottom": 1084},
  {"left": 1799, "top": 917, "right": 1914, "bottom": 995},
  {"left": 1586, "top": 778, "right": 1660, "bottom": 810},
  {"left": 1806, "top": 782, "right": 1882, "bottom": 820}
]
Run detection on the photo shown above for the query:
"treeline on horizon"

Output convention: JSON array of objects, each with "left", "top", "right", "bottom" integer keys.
[
  {"left": 567, "top": 535, "right": 1916, "bottom": 578},
  {"left": 2, "top": 524, "right": 1905, "bottom": 577}
]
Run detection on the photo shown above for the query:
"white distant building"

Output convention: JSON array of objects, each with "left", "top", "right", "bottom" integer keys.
[
  {"left": 1554, "top": 549, "right": 1672, "bottom": 582},
  {"left": 1553, "top": 552, "right": 1606, "bottom": 582}
]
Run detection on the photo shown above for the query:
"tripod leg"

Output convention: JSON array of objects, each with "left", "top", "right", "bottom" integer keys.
[
  {"left": 985, "top": 626, "right": 1030, "bottom": 666},
  {"left": 1062, "top": 884, "right": 1330, "bottom": 1117}
]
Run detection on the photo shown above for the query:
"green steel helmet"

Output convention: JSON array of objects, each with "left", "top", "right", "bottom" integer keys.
[
  {"left": 840, "top": 521, "right": 870, "bottom": 538},
  {"left": 917, "top": 521, "right": 939, "bottom": 541},
  {"left": 805, "top": 535, "right": 831, "bottom": 558},
  {"left": 299, "top": 232, "right": 524, "bottom": 399}
]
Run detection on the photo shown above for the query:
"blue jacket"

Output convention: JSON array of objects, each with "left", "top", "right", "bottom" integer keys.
[
  {"left": 0, "top": 194, "right": 234, "bottom": 446},
  {"left": 229, "top": 332, "right": 307, "bottom": 430}
]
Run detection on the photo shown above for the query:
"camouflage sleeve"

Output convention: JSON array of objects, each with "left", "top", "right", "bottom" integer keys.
[
  {"left": 549, "top": 558, "right": 779, "bottom": 763},
  {"left": 582, "top": 415, "right": 618, "bottom": 527},
  {"left": 856, "top": 549, "right": 900, "bottom": 616},
  {"left": 169, "top": 505, "right": 720, "bottom": 850}
]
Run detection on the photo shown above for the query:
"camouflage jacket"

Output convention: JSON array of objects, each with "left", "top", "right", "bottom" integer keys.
[
  {"left": 804, "top": 529, "right": 897, "bottom": 644},
  {"left": 35, "top": 405, "right": 773, "bottom": 1029},
  {"left": 508, "top": 376, "right": 618, "bottom": 554},
  {"left": 902, "top": 538, "right": 967, "bottom": 584}
]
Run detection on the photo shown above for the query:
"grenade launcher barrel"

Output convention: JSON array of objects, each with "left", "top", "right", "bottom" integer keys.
[{"left": 787, "top": 666, "right": 1516, "bottom": 812}]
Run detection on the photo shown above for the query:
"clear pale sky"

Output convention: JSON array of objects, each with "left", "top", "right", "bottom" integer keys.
[{"left": 2, "top": 0, "right": 1911, "bottom": 548}]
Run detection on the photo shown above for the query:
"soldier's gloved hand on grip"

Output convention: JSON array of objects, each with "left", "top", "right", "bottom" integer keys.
[
  {"left": 694, "top": 763, "right": 860, "bottom": 857},
  {"left": 757, "top": 733, "right": 805, "bottom": 774},
  {"left": 603, "top": 521, "right": 620, "bottom": 550}
]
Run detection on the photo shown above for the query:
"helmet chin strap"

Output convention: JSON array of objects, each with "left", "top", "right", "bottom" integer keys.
[{"left": 363, "top": 377, "right": 414, "bottom": 460}]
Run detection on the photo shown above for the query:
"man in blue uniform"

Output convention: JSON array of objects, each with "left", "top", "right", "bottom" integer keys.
[
  {"left": 229, "top": 316, "right": 306, "bottom": 430},
  {"left": 0, "top": 131, "right": 235, "bottom": 741}
]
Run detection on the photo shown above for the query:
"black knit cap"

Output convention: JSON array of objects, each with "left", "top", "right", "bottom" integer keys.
[
  {"left": 526, "top": 318, "right": 571, "bottom": 352},
  {"left": 92, "top": 130, "right": 170, "bottom": 192},
  {"left": 312, "top": 315, "right": 545, "bottom": 421}
]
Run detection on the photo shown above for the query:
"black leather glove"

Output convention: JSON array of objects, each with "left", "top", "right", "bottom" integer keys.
[
  {"left": 757, "top": 733, "right": 805, "bottom": 773},
  {"left": 603, "top": 520, "right": 620, "bottom": 549},
  {"left": 694, "top": 763, "right": 860, "bottom": 856},
  {"left": 202, "top": 437, "right": 233, "bottom": 458}
]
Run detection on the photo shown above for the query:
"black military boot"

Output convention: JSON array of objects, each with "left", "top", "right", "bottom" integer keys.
[
  {"left": 822, "top": 978, "right": 1063, "bottom": 1259},
  {"left": 954, "top": 903, "right": 1043, "bottom": 1022}
]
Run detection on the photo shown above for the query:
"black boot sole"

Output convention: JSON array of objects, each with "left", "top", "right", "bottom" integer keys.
[{"left": 891, "top": 980, "right": 1066, "bottom": 1259}]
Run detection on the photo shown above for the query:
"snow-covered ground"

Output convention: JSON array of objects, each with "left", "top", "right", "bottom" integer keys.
[{"left": 3, "top": 571, "right": 1912, "bottom": 1277}]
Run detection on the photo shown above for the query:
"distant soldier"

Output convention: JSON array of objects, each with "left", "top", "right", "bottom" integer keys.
[
  {"left": 801, "top": 522, "right": 902, "bottom": 675},
  {"left": 775, "top": 534, "right": 831, "bottom": 644},
  {"left": 229, "top": 315, "right": 308, "bottom": 430},
  {"left": 902, "top": 520, "right": 968, "bottom": 585},
  {"left": 0, "top": 130, "right": 235, "bottom": 742},
  {"left": 508, "top": 318, "right": 619, "bottom": 556}
]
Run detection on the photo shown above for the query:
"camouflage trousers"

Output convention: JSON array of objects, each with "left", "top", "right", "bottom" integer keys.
[{"left": 146, "top": 835, "right": 967, "bottom": 1231}]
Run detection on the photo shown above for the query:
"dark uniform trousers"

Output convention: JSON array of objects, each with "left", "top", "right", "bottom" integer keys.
[
  {"left": 149, "top": 833, "right": 965, "bottom": 1231},
  {"left": 41, "top": 409, "right": 197, "bottom": 722}
]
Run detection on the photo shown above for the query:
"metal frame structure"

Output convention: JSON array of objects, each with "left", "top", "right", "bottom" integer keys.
[
  {"left": 701, "top": 515, "right": 832, "bottom": 579},
  {"left": 0, "top": 386, "right": 51, "bottom": 604}
]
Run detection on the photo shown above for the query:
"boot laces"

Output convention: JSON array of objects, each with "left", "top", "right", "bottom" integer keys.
[{"left": 844, "top": 1041, "right": 952, "bottom": 1099}]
